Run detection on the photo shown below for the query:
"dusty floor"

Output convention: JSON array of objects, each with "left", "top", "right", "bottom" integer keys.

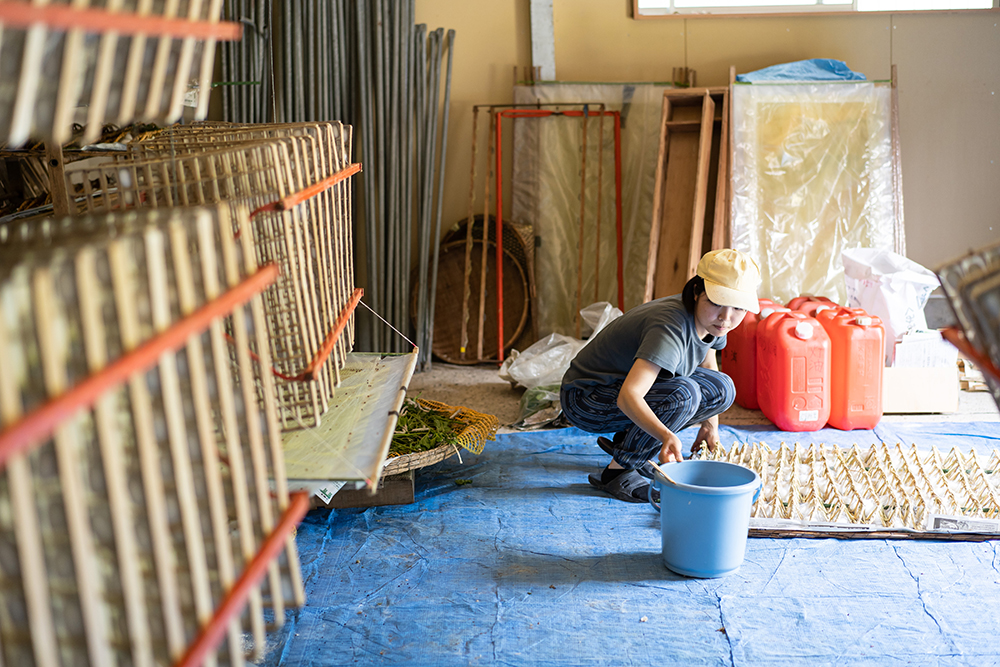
[{"left": 407, "top": 361, "right": 999, "bottom": 433}]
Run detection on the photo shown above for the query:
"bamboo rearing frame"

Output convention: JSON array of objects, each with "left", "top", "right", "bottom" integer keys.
[
  {"left": 695, "top": 441, "right": 1000, "bottom": 533},
  {"left": 0, "top": 0, "right": 241, "bottom": 147},
  {"left": 59, "top": 122, "right": 359, "bottom": 430},
  {"left": 0, "top": 203, "right": 305, "bottom": 666}
]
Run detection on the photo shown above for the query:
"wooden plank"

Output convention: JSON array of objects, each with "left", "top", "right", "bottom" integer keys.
[
  {"left": 711, "top": 86, "right": 730, "bottom": 251},
  {"left": 652, "top": 127, "right": 699, "bottom": 299},
  {"left": 326, "top": 471, "right": 417, "bottom": 509},
  {"left": 643, "top": 94, "right": 672, "bottom": 304},
  {"left": 688, "top": 92, "right": 715, "bottom": 277},
  {"left": 44, "top": 143, "right": 71, "bottom": 217}
]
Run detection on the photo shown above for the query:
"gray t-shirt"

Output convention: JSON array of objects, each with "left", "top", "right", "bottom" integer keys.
[{"left": 561, "top": 295, "right": 726, "bottom": 390}]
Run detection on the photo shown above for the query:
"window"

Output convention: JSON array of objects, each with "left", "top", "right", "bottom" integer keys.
[{"left": 635, "top": 0, "right": 995, "bottom": 16}]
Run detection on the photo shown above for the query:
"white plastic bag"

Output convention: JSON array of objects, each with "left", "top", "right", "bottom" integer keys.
[
  {"left": 841, "top": 248, "right": 940, "bottom": 365},
  {"left": 499, "top": 302, "right": 623, "bottom": 428},
  {"left": 499, "top": 302, "right": 622, "bottom": 390},
  {"left": 499, "top": 333, "right": 586, "bottom": 390}
]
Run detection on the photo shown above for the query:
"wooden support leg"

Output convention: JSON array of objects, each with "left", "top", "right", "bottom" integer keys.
[
  {"left": 44, "top": 142, "right": 71, "bottom": 217},
  {"left": 326, "top": 470, "right": 417, "bottom": 509}
]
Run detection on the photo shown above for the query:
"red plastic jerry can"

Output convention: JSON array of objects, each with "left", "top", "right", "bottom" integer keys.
[
  {"left": 756, "top": 311, "right": 831, "bottom": 432},
  {"left": 815, "top": 308, "right": 885, "bottom": 430},
  {"left": 787, "top": 295, "right": 837, "bottom": 313},
  {"left": 720, "top": 299, "right": 779, "bottom": 410}
]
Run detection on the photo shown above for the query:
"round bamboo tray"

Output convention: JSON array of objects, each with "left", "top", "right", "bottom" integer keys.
[
  {"left": 382, "top": 398, "right": 499, "bottom": 476},
  {"left": 382, "top": 441, "right": 462, "bottom": 477}
]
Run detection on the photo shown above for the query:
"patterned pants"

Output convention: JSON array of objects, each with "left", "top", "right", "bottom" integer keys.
[{"left": 560, "top": 367, "right": 735, "bottom": 469}]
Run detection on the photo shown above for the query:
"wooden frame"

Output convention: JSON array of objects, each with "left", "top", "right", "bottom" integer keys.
[{"left": 645, "top": 87, "right": 730, "bottom": 302}]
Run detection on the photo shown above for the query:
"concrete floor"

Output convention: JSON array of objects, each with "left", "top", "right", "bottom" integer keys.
[{"left": 407, "top": 361, "right": 999, "bottom": 433}]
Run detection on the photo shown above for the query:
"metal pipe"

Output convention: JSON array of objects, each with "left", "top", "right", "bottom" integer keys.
[
  {"left": 420, "top": 28, "right": 443, "bottom": 366},
  {"left": 372, "top": 0, "right": 387, "bottom": 350},
  {"left": 387, "top": 0, "right": 401, "bottom": 353},
  {"left": 425, "top": 28, "right": 455, "bottom": 371},
  {"left": 413, "top": 25, "right": 432, "bottom": 364},
  {"left": 320, "top": 0, "right": 331, "bottom": 120},
  {"left": 356, "top": 0, "right": 378, "bottom": 350},
  {"left": 260, "top": 0, "right": 274, "bottom": 122},
  {"left": 240, "top": 0, "right": 250, "bottom": 122},
  {"left": 400, "top": 0, "right": 413, "bottom": 357},
  {"left": 294, "top": 0, "right": 305, "bottom": 121},
  {"left": 283, "top": 0, "right": 292, "bottom": 122},
  {"left": 220, "top": 0, "right": 231, "bottom": 120}
]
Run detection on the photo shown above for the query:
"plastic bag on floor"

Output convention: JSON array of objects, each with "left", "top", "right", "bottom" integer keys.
[{"left": 500, "top": 302, "right": 622, "bottom": 428}]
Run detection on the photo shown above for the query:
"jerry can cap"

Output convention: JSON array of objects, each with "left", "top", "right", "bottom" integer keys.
[
  {"left": 794, "top": 321, "right": 814, "bottom": 340},
  {"left": 854, "top": 316, "right": 872, "bottom": 326}
]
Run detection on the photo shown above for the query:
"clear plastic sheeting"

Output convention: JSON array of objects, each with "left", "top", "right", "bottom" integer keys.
[
  {"left": 512, "top": 84, "right": 672, "bottom": 336},
  {"left": 282, "top": 351, "right": 418, "bottom": 489},
  {"left": 731, "top": 82, "right": 900, "bottom": 306}
]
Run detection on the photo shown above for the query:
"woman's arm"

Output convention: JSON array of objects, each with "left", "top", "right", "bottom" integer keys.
[{"left": 617, "top": 358, "right": 684, "bottom": 463}]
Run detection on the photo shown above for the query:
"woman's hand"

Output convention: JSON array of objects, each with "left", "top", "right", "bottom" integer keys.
[
  {"left": 692, "top": 422, "right": 718, "bottom": 455},
  {"left": 658, "top": 431, "right": 684, "bottom": 463}
]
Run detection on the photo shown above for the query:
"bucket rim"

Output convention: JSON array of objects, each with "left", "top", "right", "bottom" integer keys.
[{"left": 655, "top": 459, "right": 760, "bottom": 496}]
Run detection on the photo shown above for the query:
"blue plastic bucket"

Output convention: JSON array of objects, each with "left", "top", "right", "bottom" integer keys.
[{"left": 648, "top": 460, "right": 761, "bottom": 578}]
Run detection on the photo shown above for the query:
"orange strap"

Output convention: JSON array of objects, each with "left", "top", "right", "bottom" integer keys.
[
  {"left": 250, "top": 163, "right": 362, "bottom": 218},
  {"left": 227, "top": 287, "right": 364, "bottom": 383}
]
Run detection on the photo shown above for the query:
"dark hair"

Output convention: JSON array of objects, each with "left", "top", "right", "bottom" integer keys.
[{"left": 681, "top": 275, "right": 705, "bottom": 314}]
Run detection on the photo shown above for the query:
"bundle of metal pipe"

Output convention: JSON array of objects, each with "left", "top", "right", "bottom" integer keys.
[{"left": 220, "top": 1, "right": 455, "bottom": 366}]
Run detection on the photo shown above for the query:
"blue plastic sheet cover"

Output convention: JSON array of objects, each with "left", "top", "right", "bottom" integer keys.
[
  {"left": 259, "top": 423, "right": 1000, "bottom": 666},
  {"left": 736, "top": 59, "right": 867, "bottom": 83}
]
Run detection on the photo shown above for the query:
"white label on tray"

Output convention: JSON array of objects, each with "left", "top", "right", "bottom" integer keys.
[{"left": 799, "top": 410, "right": 819, "bottom": 422}]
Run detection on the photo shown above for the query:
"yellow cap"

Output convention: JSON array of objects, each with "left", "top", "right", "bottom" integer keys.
[{"left": 696, "top": 249, "right": 761, "bottom": 313}]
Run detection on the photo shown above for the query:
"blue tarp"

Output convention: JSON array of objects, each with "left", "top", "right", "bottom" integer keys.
[
  {"left": 260, "top": 422, "right": 1000, "bottom": 666},
  {"left": 735, "top": 59, "right": 866, "bottom": 83}
]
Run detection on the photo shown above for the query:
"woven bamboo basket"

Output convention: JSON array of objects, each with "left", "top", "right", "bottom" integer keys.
[
  {"left": 0, "top": 203, "right": 305, "bottom": 666},
  {"left": 382, "top": 398, "right": 499, "bottom": 476}
]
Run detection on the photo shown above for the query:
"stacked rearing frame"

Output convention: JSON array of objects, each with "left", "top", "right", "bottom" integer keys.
[
  {"left": 0, "top": 1, "right": 241, "bottom": 147},
  {"left": 63, "top": 122, "right": 360, "bottom": 431},
  {"left": 0, "top": 204, "right": 306, "bottom": 666}
]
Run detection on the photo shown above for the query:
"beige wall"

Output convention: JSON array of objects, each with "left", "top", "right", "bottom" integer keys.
[{"left": 417, "top": 0, "right": 999, "bottom": 274}]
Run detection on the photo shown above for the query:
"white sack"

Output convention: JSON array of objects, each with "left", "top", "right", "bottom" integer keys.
[{"left": 841, "top": 248, "right": 940, "bottom": 365}]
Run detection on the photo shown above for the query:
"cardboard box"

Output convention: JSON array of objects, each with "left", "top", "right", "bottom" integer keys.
[
  {"left": 882, "top": 365, "right": 959, "bottom": 414},
  {"left": 892, "top": 330, "right": 959, "bottom": 368}
]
